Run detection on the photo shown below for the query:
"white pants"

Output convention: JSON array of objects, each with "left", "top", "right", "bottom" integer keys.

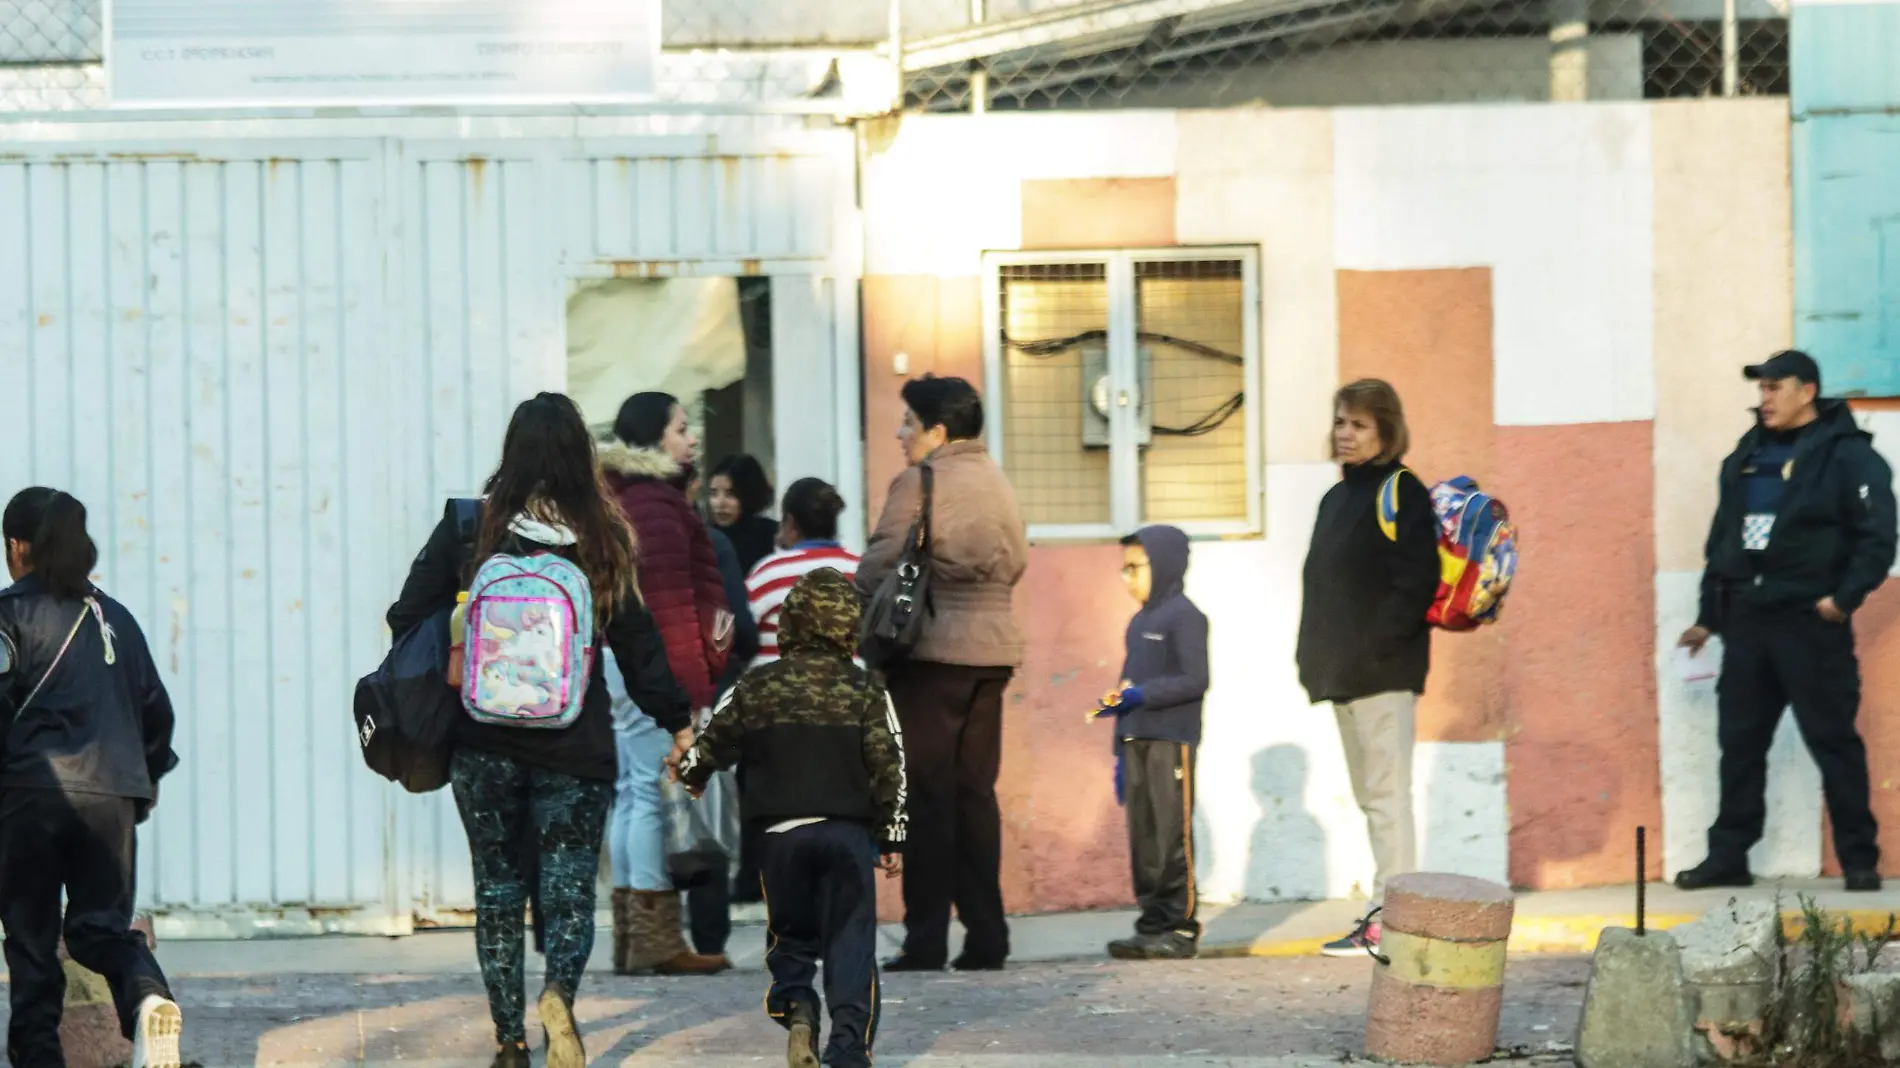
[{"left": 1333, "top": 692, "right": 1418, "bottom": 906}]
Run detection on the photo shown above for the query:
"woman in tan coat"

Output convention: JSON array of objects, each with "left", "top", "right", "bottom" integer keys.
[{"left": 858, "top": 375, "right": 1029, "bottom": 972}]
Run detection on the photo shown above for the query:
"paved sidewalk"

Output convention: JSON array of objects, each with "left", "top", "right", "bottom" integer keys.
[
  {"left": 8, "top": 957, "right": 1589, "bottom": 1067},
  {"left": 145, "top": 876, "right": 1900, "bottom": 980}
]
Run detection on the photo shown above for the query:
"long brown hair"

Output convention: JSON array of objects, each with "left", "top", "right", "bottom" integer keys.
[
  {"left": 1331, "top": 379, "right": 1411, "bottom": 465},
  {"left": 476, "top": 393, "right": 640, "bottom": 620}
]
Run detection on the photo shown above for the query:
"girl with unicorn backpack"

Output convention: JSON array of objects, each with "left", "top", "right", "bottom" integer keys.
[{"left": 386, "top": 392, "right": 692, "bottom": 1068}]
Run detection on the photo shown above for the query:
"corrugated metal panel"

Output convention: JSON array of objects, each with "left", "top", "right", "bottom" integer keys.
[
  {"left": 0, "top": 125, "right": 858, "bottom": 934},
  {"left": 565, "top": 153, "right": 837, "bottom": 265},
  {"left": 397, "top": 150, "right": 565, "bottom": 922},
  {"left": 398, "top": 142, "right": 858, "bottom": 919},
  {"left": 0, "top": 144, "right": 401, "bottom": 931},
  {"left": 1792, "top": 1, "right": 1900, "bottom": 396}
]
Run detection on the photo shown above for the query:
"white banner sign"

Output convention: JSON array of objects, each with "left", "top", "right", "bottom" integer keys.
[{"left": 108, "top": 0, "right": 661, "bottom": 108}]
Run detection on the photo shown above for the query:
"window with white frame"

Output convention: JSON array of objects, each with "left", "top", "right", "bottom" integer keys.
[{"left": 981, "top": 248, "right": 1262, "bottom": 540}]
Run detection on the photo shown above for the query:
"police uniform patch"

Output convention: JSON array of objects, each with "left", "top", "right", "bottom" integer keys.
[
  {"left": 1743, "top": 514, "right": 1775, "bottom": 552},
  {"left": 0, "top": 631, "right": 14, "bottom": 677}
]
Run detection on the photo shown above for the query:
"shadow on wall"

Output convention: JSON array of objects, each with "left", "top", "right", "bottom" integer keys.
[{"left": 1243, "top": 745, "right": 1330, "bottom": 901}]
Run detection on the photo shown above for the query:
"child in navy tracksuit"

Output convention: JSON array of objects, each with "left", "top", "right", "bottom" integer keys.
[{"left": 1094, "top": 525, "right": 1209, "bottom": 961}]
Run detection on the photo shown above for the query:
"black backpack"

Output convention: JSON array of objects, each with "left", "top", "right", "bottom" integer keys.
[{"left": 352, "top": 500, "right": 479, "bottom": 793}]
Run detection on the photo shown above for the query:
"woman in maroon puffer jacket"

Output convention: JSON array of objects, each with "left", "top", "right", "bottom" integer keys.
[
  {"left": 601, "top": 391, "right": 733, "bottom": 976},
  {"left": 602, "top": 395, "right": 729, "bottom": 711}
]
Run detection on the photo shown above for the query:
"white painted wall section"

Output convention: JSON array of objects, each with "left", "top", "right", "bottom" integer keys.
[
  {"left": 1332, "top": 105, "right": 1656, "bottom": 428},
  {"left": 861, "top": 110, "right": 1179, "bottom": 277}
]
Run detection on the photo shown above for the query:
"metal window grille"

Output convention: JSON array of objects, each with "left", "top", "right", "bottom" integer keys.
[{"left": 986, "top": 248, "right": 1260, "bottom": 540}]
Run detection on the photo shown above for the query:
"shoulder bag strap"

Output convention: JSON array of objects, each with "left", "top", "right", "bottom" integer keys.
[
  {"left": 916, "top": 463, "right": 935, "bottom": 553},
  {"left": 18, "top": 600, "right": 92, "bottom": 715}
]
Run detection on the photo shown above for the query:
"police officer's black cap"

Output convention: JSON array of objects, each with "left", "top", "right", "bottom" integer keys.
[{"left": 1744, "top": 349, "right": 1821, "bottom": 388}]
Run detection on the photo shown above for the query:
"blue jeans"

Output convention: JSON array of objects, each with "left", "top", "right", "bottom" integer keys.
[{"left": 610, "top": 684, "right": 673, "bottom": 891}]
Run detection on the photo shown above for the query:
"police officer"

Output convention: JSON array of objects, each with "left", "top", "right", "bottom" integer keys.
[{"left": 1676, "top": 350, "right": 1896, "bottom": 892}]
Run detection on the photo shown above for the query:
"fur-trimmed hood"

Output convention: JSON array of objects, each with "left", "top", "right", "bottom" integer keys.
[{"left": 598, "top": 441, "right": 684, "bottom": 485}]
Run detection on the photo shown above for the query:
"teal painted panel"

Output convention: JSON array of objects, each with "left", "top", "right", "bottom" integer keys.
[
  {"left": 1793, "top": 113, "right": 1900, "bottom": 396},
  {"left": 1792, "top": 3, "right": 1900, "bottom": 116}
]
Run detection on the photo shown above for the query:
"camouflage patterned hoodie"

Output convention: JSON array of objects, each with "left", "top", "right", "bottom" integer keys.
[{"left": 678, "top": 568, "right": 909, "bottom": 851}]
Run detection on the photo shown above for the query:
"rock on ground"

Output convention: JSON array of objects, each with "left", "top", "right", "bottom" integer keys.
[
  {"left": 1843, "top": 972, "right": 1900, "bottom": 1064},
  {"left": 1575, "top": 927, "right": 1698, "bottom": 1068},
  {"left": 1673, "top": 897, "right": 1779, "bottom": 1063}
]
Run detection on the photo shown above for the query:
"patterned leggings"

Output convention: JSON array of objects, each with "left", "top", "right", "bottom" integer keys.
[{"left": 450, "top": 748, "right": 615, "bottom": 1046}]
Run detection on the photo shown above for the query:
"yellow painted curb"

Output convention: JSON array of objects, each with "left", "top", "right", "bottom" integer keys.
[
  {"left": 1380, "top": 929, "right": 1507, "bottom": 988},
  {"left": 1201, "top": 908, "right": 1900, "bottom": 960},
  {"left": 1507, "top": 913, "right": 1700, "bottom": 954},
  {"left": 1200, "top": 936, "right": 1334, "bottom": 960}
]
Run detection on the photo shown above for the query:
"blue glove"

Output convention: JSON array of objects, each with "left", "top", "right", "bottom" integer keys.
[{"left": 1118, "top": 686, "right": 1146, "bottom": 710}]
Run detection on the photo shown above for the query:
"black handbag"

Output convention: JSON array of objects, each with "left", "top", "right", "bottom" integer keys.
[{"left": 860, "top": 463, "right": 935, "bottom": 670}]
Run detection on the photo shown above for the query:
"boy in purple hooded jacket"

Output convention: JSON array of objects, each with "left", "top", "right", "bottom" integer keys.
[{"left": 1093, "top": 525, "right": 1209, "bottom": 961}]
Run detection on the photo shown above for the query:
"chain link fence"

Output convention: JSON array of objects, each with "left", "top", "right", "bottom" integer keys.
[
  {"left": 0, "top": 0, "right": 1786, "bottom": 115},
  {"left": 901, "top": 0, "right": 1789, "bottom": 110}
]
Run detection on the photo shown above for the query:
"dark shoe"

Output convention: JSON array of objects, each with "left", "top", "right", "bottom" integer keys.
[
  {"left": 1847, "top": 869, "right": 1883, "bottom": 892},
  {"left": 882, "top": 953, "right": 945, "bottom": 973},
  {"left": 490, "top": 1043, "right": 531, "bottom": 1068},
  {"left": 538, "top": 988, "right": 585, "bottom": 1068},
  {"left": 1108, "top": 932, "right": 1198, "bottom": 961},
  {"left": 1674, "top": 860, "right": 1754, "bottom": 891},
  {"left": 950, "top": 952, "right": 1006, "bottom": 972},
  {"left": 656, "top": 950, "right": 733, "bottom": 975},
  {"left": 1320, "top": 916, "right": 1381, "bottom": 959}
]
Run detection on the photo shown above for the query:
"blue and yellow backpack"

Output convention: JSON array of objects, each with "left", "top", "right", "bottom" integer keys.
[{"left": 1379, "top": 471, "right": 1518, "bottom": 631}]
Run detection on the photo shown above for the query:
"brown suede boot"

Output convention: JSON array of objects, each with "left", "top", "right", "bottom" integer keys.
[
  {"left": 626, "top": 890, "right": 729, "bottom": 975},
  {"left": 611, "top": 888, "right": 637, "bottom": 976}
]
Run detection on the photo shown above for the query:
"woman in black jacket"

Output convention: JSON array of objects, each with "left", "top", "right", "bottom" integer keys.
[
  {"left": 1294, "top": 379, "right": 1441, "bottom": 959},
  {"left": 707, "top": 453, "right": 779, "bottom": 576},
  {"left": 387, "top": 393, "right": 692, "bottom": 1068},
  {"left": 0, "top": 488, "right": 183, "bottom": 1068}
]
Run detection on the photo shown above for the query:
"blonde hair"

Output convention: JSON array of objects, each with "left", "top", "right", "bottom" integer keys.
[{"left": 1331, "top": 379, "right": 1410, "bottom": 465}]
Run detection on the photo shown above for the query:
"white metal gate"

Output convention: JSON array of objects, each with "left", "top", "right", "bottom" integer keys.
[
  {"left": 0, "top": 119, "right": 861, "bottom": 936},
  {"left": 0, "top": 139, "right": 405, "bottom": 935}
]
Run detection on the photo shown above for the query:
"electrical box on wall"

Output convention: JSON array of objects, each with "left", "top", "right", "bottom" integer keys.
[{"left": 1080, "top": 341, "right": 1154, "bottom": 448}]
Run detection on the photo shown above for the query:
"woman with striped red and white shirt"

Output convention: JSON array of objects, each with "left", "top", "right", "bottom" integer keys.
[{"left": 746, "top": 478, "right": 859, "bottom": 668}]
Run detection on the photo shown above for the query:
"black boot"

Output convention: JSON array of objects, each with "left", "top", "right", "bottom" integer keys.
[{"left": 1674, "top": 859, "right": 1754, "bottom": 890}]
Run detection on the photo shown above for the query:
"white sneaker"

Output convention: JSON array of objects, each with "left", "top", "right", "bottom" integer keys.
[{"left": 130, "top": 995, "right": 183, "bottom": 1068}]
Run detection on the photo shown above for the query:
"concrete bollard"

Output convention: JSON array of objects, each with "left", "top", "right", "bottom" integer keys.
[
  {"left": 58, "top": 912, "right": 156, "bottom": 1068},
  {"left": 1363, "top": 872, "right": 1515, "bottom": 1066}
]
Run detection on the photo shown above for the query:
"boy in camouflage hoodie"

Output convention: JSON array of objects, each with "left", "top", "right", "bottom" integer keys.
[{"left": 675, "top": 568, "right": 906, "bottom": 1068}]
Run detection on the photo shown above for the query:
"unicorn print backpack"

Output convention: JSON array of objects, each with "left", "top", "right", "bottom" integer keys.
[{"left": 460, "top": 551, "right": 595, "bottom": 729}]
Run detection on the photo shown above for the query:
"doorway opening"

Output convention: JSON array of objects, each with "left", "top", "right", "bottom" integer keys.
[{"left": 566, "top": 276, "right": 776, "bottom": 492}]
